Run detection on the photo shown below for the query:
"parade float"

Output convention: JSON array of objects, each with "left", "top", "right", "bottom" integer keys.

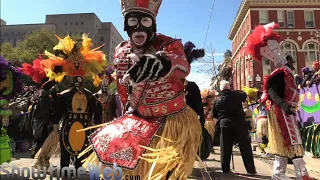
[{"left": 299, "top": 84, "right": 320, "bottom": 158}]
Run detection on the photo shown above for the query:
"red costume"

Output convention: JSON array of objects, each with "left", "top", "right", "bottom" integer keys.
[
  {"left": 246, "top": 22, "right": 311, "bottom": 180},
  {"left": 79, "top": 0, "right": 202, "bottom": 179}
]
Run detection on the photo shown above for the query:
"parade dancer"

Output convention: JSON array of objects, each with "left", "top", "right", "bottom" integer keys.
[
  {"left": 40, "top": 34, "right": 106, "bottom": 174},
  {"left": 96, "top": 67, "right": 118, "bottom": 123},
  {"left": 0, "top": 57, "right": 24, "bottom": 164},
  {"left": 19, "top": 57, "right": 60, "bottom": 167},
  {"left": 78, "top": 0, "right": 202, "bottom": 179},
  {"left": 246, "top": 22, "right": 312, "bottom": 180},
  {"left": 242, "top": 86, "right": 258, "bottom": 133},
  {"left": 201, "top": 89, "right": 216, "bottom": 142}
]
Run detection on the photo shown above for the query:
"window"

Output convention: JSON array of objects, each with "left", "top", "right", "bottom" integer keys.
[
  {"left": 259, "top": 11, "right": 268, "bottom": 25},
  {"left": 81, "top": 22, "right": 84, "bottom": 25},
  {"left": 281, "top": 42, "right": 297, "bottom": 71},
  {"left": 100, "top": 37, "right": 104, "bottom": 42},
  {"left": 69, "top": 22, "right": 73, "bottom": 25},
  {"left": 0, "top": 39, "right": 3, "bottom": 44},
  {"left": 287, "top": 11, "right": 295, "bottom": 28},
  {"left": 75, "top": 22, "right": 78, "bottom": 25},
  {"left": 305, "top": 11, "right": 315, "bottom": 28},
  {"left": 277, "top": 11, "right": 285, "bottom": 27},
  {"left": 263, "top": 59, "right": 270, "bottom": 65},
  {"left": 65, "top": 22, "right": 67, "bottom": 25},
  {"left": 262, "top": 58, "right": 271, "bottom": 77},
  {"left": 13, "top": 38, "right": 16, "bottom": 46},
  {"left": 304, "top": 42, "right": 319, "bottom": 67}
]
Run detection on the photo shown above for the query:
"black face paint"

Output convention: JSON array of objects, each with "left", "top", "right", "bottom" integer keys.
[{"left": 125, "top": 12, "right": 155, "bottom": 48}]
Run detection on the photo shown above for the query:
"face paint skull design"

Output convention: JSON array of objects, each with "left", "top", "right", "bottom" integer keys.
[{"left": 125, "top": 12, "right": 155, "bottom": 48}]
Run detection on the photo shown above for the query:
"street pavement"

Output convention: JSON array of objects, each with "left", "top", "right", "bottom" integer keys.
[{"left": 1, "top": 147, "right": 320, "bottom": 180}]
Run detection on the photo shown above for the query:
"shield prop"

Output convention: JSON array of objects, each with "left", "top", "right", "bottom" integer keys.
[{"left": 89, "top": 114, "right": 165, "bottom": 170}]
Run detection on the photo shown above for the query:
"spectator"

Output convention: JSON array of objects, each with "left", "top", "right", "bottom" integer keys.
[
  {"left": 300, "top": 67, "right": 313, "bottom": 88},
  {"left": 310, "top": 61, "right": 320, "bottom": 85},
  {"left": 212, "top": 80, "right": 256, "bottom": 174}
]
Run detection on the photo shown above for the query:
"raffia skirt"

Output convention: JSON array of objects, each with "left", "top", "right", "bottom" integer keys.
[
  {"left": 204, "top": 119, "right": 216, "bottom": 140},
  {"left": 80, "top": 106, "right": 202, "bottom": 180},
  {"left": 268, "top": 106, "right": 304, "bottom": 158},
  {"left": 256, "top": 117, "right": 268, "bottom": 138}
]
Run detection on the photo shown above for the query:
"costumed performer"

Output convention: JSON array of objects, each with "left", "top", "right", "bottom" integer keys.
[
  {"left": 201, "top": 89, "right": 216, "bottom": 142},
  {"left": 78, "top": 0, "right": 202, "bottom": 179},
  {"left": 242, "top": 86, "right": 258, "bottom": 133},
  {"left": 246, "top": 22, "right": 311, "bottom": 180},
  {"left": 19, "top": 57, "right": 60, "bottom": 167},
  {"left": 0, "top": 57, "right": 24, "bottom": 164},
  {"left": 96, "top": 66, "right": 118, "bottom": 123},
  {"left": 40, "top": 34, "right": 106, "bottom": 175},
  {"left": 184, "top": 41, "right": 213, "bottom": 160}
]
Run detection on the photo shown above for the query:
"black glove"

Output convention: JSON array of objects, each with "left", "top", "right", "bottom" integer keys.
[
  {"left": 127, "top": 54, "right": 171, "bottom": 83},
  {"left": 280, "top": 102, "right": 296, "bottom": 115}
]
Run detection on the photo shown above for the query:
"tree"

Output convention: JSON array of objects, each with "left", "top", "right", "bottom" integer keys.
[
  {"left": 13, "top": 30, "right": 58, "bottom": 65},
  {"left": 223, "top": 49, "right": 232, "bottom": 64}
]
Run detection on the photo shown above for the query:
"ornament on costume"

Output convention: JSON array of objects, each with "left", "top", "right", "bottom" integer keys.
[
  {"left": 19, "top": 57, "right": 47, "bottom": 84},
  {"left": 0, "top": 57, "right": 24, "bottom": 100},
  {"left": 245, "top": 22, "right": 287, "bottom": 68},
  {"left": 120, "top": 0, "right": 162, "bottom": 21},
  {"left": 41, "top": 34, "right": 107, "bottom": 86}
]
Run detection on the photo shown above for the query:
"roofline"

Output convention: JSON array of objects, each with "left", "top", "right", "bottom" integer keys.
[
  {"left": 1, "top": 23, "right": 55, "bottom": 27},
  {"left": 227, "top": 0, "right": 320, "bottom": 40},
  {"left": 46, "top": 13, "right": 96, "bottom": 16}
]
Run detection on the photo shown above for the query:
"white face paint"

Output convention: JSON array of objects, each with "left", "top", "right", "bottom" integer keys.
[
  {"left": 128, "top": 17, "right": 138, "bottom": 27},
  {"left": 141, "top": 17, "right": 152, "bottom": 27}
]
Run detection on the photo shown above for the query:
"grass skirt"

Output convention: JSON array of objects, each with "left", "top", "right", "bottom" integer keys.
[
  {"left": 34, "top": 125, "right": 60, "bottom": 162},
  {"left": 80, "top": 106, "right": 202, "bottom": 180},
  {"left": 204, "top": 119, "right": 216, "bottom": 140},
  {"left": 256, "top": 117, "right": 268, "bottom": 138},
  {"left": 268, "top": 106, "right": 304, "bottom": 158}
]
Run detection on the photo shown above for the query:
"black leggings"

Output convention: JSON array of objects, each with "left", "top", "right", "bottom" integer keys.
[{"left": 262, "top": 135, "right": 268, "bottom": 145}]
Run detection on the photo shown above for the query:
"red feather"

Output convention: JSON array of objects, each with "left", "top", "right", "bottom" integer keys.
[
  {"left": 19, "top": 57, "right": 47, "bottom": 84},
  {"left": 245, "top": 22, "right": 282, "bottom": 62}
]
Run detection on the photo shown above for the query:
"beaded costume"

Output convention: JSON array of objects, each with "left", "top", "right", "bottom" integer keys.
[
  {"left": 79, "top": 1, "right": 202, "bottom": 179},
  {"left": 40, "top": 34, "right": 106, "bottom": 171},
  {"left": 0, "top": 57, "right": 24, "bottom": 164},
  {"left": 246, "top": 22, "right": 311, "bottom": 180}
]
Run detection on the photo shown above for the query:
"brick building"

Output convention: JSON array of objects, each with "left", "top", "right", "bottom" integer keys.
[{"left": 228, "top": 0, "right": 320, "bottom": 90}]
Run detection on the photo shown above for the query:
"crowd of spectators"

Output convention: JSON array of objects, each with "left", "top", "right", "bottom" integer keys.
[{"left": 296, "top": 61, "right": 320, "bottom": 89}]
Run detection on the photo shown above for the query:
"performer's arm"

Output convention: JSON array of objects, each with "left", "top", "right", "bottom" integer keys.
[
  {"left": 267, "top": 73, "right": 294, "bottom": 114},
  {"left": 186, "top": 82, "right": 205, "bottom": 127},
  {"left": 89, "top": 94, "right": 101, "bottom": 124},
  {"left": 159, "top": 40, "right": 190, "bottom": 79}
]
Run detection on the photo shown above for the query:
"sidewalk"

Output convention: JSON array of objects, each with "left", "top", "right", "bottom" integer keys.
[
  {"left": 1, "top": 148, "right": 320, "bottom": 179},
  {"left": 252, "top": 143, "right": 320, "bottom": 180}
]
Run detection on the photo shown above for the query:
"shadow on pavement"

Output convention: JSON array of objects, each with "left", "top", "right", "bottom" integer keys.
[
  {"left": 12, "top": 151, "right": 32, "bottom": 160},
  {"left": 190, "top": 167, "right": 272, "bottom": 180}
]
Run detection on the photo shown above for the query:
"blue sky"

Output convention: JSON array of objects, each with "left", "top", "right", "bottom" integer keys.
[{"left": 1, "top": 0, "right": 242, "bottom": 90}]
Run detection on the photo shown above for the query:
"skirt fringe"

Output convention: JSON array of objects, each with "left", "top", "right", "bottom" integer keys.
[
  {"left": 268, "top": 106, "right": 304, "bottom": 158},
  {"left": 34, "top": 125, "right": 60, "bottom": 161},
  {"left": 79, "top": 106, "right": 202, "bottom": 180},
  {"left": 256, "top": 117, "right": 268, "bottom": 138},
  {"left": 204, "top": 120, "right": 216, "bottom": 140}
]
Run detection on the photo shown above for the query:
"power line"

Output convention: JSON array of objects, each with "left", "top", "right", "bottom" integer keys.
[{"left": 203, "top": 0, "right": 217, "bottom": 48}]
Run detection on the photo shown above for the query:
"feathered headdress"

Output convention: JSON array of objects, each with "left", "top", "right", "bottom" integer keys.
[
  {"left": 184, "top": 41, "right": 205, "bottom": 64},
  {"left": 245, "top": 22, "right": 287, "bottom": 68},
  {"left": 242, "top": 86, "right": 259, "bottom": 104},
  {"left": 19, "top": 57, "right": 47, "bottom": 84},
  {"left": 41, "top": 34, "right": 107, "bottom": 86},
  {"left": 201, "top": 88, "right": 215, "bottom": 102},
  {"left": 0, "top": 57, "right": 24, "bottom": 100}
]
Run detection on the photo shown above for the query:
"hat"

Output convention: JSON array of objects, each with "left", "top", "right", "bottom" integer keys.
[
  {"left": 120, "top": 0, "right": 162, "bottom": 21},
  {"left": 245, "top": 22, "right": 287, "bottom": 68},
  {"left": 301, "top": 67, "right": 310, "bottom": 73},
  {"left": 19, "top": 57, "right": 47, "bottom": 84},
  {"left": 41, "top": 34, "right": 107, "bottom": 86}
]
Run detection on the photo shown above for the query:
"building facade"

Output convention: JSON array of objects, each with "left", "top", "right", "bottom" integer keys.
[
  {"left": 0, "top": 13, "right": 124, "bottom": 63},
  {"left": 228, "top": 0, "right": 320, "bottom": 90}
]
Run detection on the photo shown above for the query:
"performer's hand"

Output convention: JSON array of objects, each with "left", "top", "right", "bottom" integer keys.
[{"left": 126, "top": 54, "right": 171, "bottom": 83}]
